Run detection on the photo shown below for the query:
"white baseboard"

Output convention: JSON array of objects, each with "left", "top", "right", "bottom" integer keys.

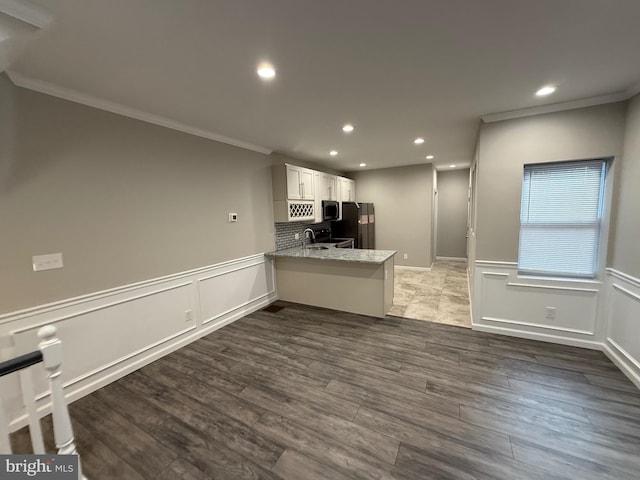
[
  {"left": 395, "top": 265, "right": 432, "bottom": 272},
  {"left": 435, "top": 256, "right": 467, "bottom": 261},
  {"left": 1, "top": 253, "right": 277, "bottom": 431},
  {"left": 603, "top": 340, "right": 640, "bottom": 390}
]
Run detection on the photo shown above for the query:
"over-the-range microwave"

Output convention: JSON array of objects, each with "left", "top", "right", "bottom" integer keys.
[{"left": 322, "top": 200, "right": 339, "bottom": 221}]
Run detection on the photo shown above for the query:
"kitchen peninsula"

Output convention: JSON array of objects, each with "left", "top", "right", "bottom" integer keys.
[{"left": 266, "top": 247, "right": 396, "bottom": 318}]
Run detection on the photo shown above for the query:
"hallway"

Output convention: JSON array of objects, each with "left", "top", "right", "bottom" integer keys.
[{"left": 389, "top": 260, "right": 471, "bottom": 328}]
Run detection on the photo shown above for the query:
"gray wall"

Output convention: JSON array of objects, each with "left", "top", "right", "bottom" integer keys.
[
  {"left": 476, "top": 102, "right": 627, "bottom": 263},
  {"left": 354, "top": 164, "right": 433, "bottom": 268},
  {"left": 436, "top": 168, "right": 469, "bottom": 258},
  {"left": 0, "top": 75, "right": 276, "bottom": 313},
  {"left": 610, "top": 94, "right": 640, "bottom": 278}
]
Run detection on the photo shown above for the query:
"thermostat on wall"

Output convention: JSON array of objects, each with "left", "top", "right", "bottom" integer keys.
[{"left": 228, "top": 212, "right": 238, "bottom": 222}]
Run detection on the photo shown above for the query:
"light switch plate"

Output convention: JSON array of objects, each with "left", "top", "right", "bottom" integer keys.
[{"left": 33, "top": 253, "right": 63, "bottom": 272}]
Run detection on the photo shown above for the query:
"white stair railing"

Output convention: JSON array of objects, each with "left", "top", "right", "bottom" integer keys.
[
  {"left": 38, "top": 325, "right": 87, "bottom": 479},
  {"left": 0, "top": 325, "right": 87, "bottom": 479}
]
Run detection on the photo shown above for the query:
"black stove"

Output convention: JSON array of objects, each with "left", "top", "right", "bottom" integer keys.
[{"left": 311, "top": 228, "right": 354, "bottom": 248}]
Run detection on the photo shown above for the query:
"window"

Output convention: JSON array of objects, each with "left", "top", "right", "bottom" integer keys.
[{"left": 518, "top": 159, "right": 607, "bottom": 278}]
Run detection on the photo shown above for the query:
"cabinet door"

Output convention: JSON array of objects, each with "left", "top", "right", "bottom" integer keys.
[
  {"left": 339, "top": 177, "right": 355, "bottom": 202},
  {"left": 322, "top": 174, "right": 337, "bottom": 200},
  {"left": 313, "top": 171, "right": 323, "bottom": 223},
  {"left": 337, "top": 177, "right": 346, "bottom": 202},
  {"left": 286, "top": 165, "right": 302, "bottom": 199},
  {"left": 336, "top": 178, "right": 343, "bottom": 220},
  {"left": 329, "top": 176, "right": 337, "bottom": 200},
  {"left": 300, "top": 168, "right": 314, "bottom": 200}
]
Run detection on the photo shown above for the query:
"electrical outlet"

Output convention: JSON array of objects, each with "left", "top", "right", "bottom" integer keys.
[
  {"left": 184, "top": 309, "right": 193, "bottom": 322},
  {"left": 228, "top": 212, "right": 238, "bottom": 222},
  {"left": 545, "top": 307, "right": 556, "bottom": 320},
  {"left": 294, "top": 233, "right": 300, "bottom": 240},
  {"left": 403, "top": 254, "right": 408, "bottom": 260}
]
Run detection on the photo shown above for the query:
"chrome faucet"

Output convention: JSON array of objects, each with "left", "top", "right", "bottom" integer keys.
[{"left": 303, "top": 228, "right": 316, "bottom": 247}]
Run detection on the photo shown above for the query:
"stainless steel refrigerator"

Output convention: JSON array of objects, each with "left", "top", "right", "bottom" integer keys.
[{"left": 332, "top": 202, "right": 375, "bottom": 249}]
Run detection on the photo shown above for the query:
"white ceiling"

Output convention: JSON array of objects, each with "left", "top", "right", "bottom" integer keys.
[{"left": 5, "top": 0, "right": 640, "bottom": 171}]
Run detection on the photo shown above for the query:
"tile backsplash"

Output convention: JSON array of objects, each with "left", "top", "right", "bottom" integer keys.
[{"left": 275, "top": 221, "right": 332, "bottom": 250}]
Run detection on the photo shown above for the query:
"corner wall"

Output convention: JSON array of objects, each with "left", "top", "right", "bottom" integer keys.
[
  {"left": 603, "top": 93, "right": 640, "bottom": 387},
  {"left": 472, "top": 102, "right": 627, "bottom": 351},
  {"left": 353, "top": 164, "right": 433, "bottom": 268}
]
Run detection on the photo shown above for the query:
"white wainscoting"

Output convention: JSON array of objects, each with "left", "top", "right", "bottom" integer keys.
[
  {"left": 602, "top": 269, "right": 640, "bottom": 389},
  {"left": 0, "top": 254, "right": 276, "bottom": 431},
  {"left": 472, "top": 260, "right": 603, "bottom": 349}
]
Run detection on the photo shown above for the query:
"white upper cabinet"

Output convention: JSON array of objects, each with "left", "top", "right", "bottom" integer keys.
[
  {"left": 321, "top": 174, "right": 338, "bottom": 200},
  {"left": 313, "top": 171, "right": 323, "bottom": 223},
  {"left": 338, "top": 176, "right": 356, "bottom": 202},
  {"left": 286, "top": 164, "right": 315, "bottom": 200},
  {"left": 272, "top": 163, "right": 317, "bottom": 222},
  {"left": 273, "top": 164, "right": 355, "bottom": 222}
]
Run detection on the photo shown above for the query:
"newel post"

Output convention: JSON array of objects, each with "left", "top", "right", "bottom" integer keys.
[{"left": 38, "top": 326, "right": 85, "bottom": 478}]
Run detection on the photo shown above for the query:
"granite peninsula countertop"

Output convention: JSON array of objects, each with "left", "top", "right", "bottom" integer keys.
[{"left": 266, "top": 246, "right": 396, "bottom": 264}]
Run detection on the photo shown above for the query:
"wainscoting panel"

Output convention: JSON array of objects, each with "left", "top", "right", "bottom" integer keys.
[
  {"left": 0, "top": 254, "right": 277, "bottom": 430},
  {"left": 603, "top": 269, "right": 640, "bottom": 388},
  {"left": 199, "top": 259, "right": 274, "bottom": 325},
  {"left": 11, "top": 282, "right": 195, "bottom": 400},
  {"left": 473, "top": 261, "right": 603, "bottom": 348}
]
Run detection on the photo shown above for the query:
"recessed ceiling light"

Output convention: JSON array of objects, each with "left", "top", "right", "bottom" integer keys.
[
  {"left": 535, "top": 85, "right": 556, "bottom": 96},
  {"left": 359, "top": 163, "right": 366, "bottom": 167},
  {"left": 330, "top": 150, "right": 338, "bottom": 156},
  {"left": 414, "top": 137, "right": 425, "bottom": 145},
  {"left": 342, "top": 124, "right": 354, "bottom": 133},
  {"left": 449, "top": 164, "right": 456, "bottom": 168},
  {"left": 426, "top": 155, "right": 435, "bottom": 160},
  {"left": 257, "top": 62, "right": 276, "bottom": 79}
]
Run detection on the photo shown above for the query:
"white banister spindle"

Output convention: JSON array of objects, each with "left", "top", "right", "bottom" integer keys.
[
  {"left": 0, "top": 392, "right": 12, "bottom": 454},
  {"left": 19, "top": 369, "right": 45, "bottom": 453},
  {"left": 38, "top": 326, "right": 85, "bottom": 479}
]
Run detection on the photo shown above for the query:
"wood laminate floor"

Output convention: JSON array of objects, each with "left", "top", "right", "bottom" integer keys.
[{"left": 11, "top": 301, "right": 640, "bottom": 479}]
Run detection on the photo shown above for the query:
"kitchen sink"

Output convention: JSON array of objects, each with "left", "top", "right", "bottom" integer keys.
[{"left": 305, "top": 245, "right": 330, "bottom": 250}]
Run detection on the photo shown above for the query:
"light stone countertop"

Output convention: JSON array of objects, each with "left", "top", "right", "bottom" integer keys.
[{"left": 266, "top": 246, "right": 397, "bottom": 265}]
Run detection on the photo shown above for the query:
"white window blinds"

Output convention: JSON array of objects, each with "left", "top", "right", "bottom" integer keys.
[{"left": 518, "top": 160, "right": 606, "bottom": 278}]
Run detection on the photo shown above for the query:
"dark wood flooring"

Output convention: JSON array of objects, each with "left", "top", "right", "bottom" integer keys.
[{"left": 11, "top": 301, "right": 640, "bottom": 479}]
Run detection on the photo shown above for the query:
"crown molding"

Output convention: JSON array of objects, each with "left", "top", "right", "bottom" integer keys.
[
  {"left": 0, "top": 0, "right": 53, "bottom": 28},
  {"left": 481, "top": 90, "right": 634, "bottom": 123},
  {"left": 625, "top": 80, "right": 640, "bottom": 100},
  {"left": 6, "top": 71, "right": 274, "bottom": 155}
]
